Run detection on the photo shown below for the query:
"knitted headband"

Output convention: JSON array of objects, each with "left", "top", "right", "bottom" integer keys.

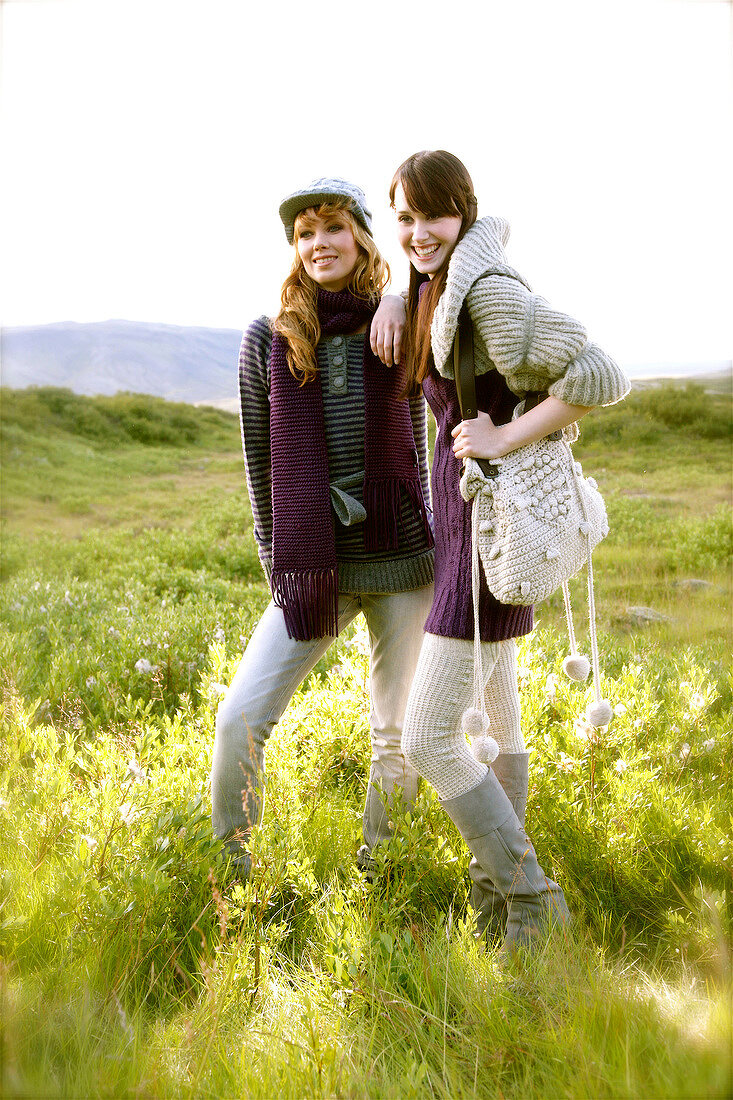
[{"left": 279, "top": 177, "right": 373, "bottom": 244}]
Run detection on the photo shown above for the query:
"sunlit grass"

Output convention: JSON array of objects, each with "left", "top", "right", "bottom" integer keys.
[{"left": 1, "top": 384, "right": 731, "bottom": 1097}]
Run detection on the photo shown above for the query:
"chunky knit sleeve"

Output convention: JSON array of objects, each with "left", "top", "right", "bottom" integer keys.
[
  {"left": 466, "top": 276, "right": 630, "bottom": 407},
  {"left": 239, "top": 316, "right": 274, "bottom": 578}
]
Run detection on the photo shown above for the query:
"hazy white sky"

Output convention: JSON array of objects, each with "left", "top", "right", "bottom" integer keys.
[{"left": 1, "top": 0, "right": 731, "bottom": 367}]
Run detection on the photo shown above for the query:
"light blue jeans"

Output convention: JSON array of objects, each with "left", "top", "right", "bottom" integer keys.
[{"left": 211, "top": 586, "right": 434, "bottom": 870}]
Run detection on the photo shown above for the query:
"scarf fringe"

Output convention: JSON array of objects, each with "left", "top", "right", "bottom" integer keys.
[
  {"left": 406, "top": 479, "right": 435, "bottom": 547},
  {"left": 363, "top": 478, "right": 434, "bottom": 552},
  {"left": 271, "top": 567, "right": 339, "bottom": 641}
]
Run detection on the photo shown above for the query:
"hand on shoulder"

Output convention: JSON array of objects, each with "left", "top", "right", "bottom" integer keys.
[{"left": 370, "top": 294, "right": 406, "bottom": 367}]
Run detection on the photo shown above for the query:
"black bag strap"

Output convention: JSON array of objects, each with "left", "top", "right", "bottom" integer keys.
[
  {"left": 451, "top": 302, "right": 559, "bottom": 459},
  {"left": 453, "top": 303, "right": 478, "bottom": 421},
  {"left": 452, "top": 304, "right": 499, "bottom": 477}
]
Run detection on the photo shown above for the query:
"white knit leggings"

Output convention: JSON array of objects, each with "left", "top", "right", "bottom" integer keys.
[{"left": 402, "top": 635, "right": 525, "bottom": 801}]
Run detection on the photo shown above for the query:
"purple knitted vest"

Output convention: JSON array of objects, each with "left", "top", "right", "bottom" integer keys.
[
  {"left": 269, "top": 287, "right": 432, "bottom": 641},
  {"left": 422, "top": 366, "right": 534, "bottom": 643}
]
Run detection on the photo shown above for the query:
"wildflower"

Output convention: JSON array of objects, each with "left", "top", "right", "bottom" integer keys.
[
  {"left": 209, "top": 682, "right": 228, "bottom": 697},
  {"left": 64, "top": 590, "right": 74, "bottom": 605},
  {"left": 142, "top": 638, "right": 152, "bottom": 646},
  {"left": 613, "top": 703, "right": 627, "bottom": 717},
  {"left": 702, "top": 738, "right": 716, "bottom": 753},
  {"left": 545, "top": 673, "right": 559, "bottom": 700},
  {"left": 135, "top": 657, "right": 156, "bottom": 674},
  {"left": 119, "top": 802, "right": 139, "bottom": 825},
  {"left": 614, "top": 759, "right": 628, "bottom": 773},
  {"left": 80, "top": 834, "right": 98, "bottom": 849},
  {"left": 633, "top": 718, "right": 643, "bottom": 729},
  {"left": 574, "top": 718, "right": 599, "bottom": 745},
  {"left": 39, "top": 605, "right": 47, "bottom": 614},
  {"left": 516, "top": 664, "right": 531, "bottom": 680},
  {"left": 558, "top": 751, "right": 575, "bottom": 772},
  {"left": 86, "top": 676, "right": 97, "bottom": 689},
  {"left": 689, "top": 692, "right": 706, "bottom": 713},
  {"left": 213, "top": 626, "right": 225, "bottom": 645},
  {"left": 108, "top": 627, "right": 120, "bottom": 640},
  {"left": 32, "top": 581, "right": 41, "bottom": 591},
  {"left": 127, "top": 759, "right": 145, "bottom": 782},
  {"left": 10, "top": 601, "right": 22, "bottom": 612},
  {"left": 679, "top": 743, "right": 691, "bottom": 762}
]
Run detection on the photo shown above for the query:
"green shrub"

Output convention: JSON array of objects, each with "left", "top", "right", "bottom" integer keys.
[
  {"left": 0, "top": 386, "right": 238, "bottom": 449},
  {"left": 673, "top": 505, "right": 733, "bottom": 572}
]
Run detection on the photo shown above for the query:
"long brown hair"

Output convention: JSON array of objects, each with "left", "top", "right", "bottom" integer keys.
[
  {"left": 389, "top": 150, "right": 478, "bottom": 394},
  {"left": 274, "top": 201, "right": 390, "bottom": 384}
]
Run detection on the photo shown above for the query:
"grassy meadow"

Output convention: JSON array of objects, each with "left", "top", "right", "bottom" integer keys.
[{"left": 1, "top": 382, "right": 731, "bottom": 1099}]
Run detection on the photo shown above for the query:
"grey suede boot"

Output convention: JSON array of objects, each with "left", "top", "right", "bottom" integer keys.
[
  {"left": 441, "top": 770, "right": 570, "bottom": 951},
  {"left": 356, "top": 769, "right": 395, "bottom": 880},
  {"left": 469, "top": 753, "right": 529, "bottom": 939}
]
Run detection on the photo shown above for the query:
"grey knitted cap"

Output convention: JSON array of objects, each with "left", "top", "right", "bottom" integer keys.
[{"left": 279, "top": 177, "right": 373, "bottom": 244}]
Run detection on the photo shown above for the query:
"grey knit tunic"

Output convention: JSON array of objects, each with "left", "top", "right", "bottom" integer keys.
[{"left": 238, "top": 316, "right": 434, "bottom": 594}]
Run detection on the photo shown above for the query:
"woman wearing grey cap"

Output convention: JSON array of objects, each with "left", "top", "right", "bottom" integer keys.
[{"left": 211, "top": 177, "right": 435, "bottom": 880}]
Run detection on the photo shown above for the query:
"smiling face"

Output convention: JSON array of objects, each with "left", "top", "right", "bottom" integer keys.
[
  {"left": 393, "top": 182, "right": 463, "bottom": 278},
  {"left": 295, "top": 207, "right": 362, "bottom": 292}
]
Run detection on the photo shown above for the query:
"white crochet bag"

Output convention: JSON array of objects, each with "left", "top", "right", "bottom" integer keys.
[{"left": 459, "top": 438, "right": 609, "bottom": 606}]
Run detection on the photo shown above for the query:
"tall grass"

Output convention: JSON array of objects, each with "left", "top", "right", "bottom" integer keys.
[{"left": 1, "top": 385, "right": 731, "bottom": 1097}]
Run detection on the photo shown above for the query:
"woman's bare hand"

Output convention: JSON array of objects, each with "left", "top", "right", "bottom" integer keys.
[
  {"left": 370, "top": 294, "right": 406, "bottom": 366},
  {"left": 451, "top": 411, "right": 508, "bottom": 460},
  {"left": 452, "top": 397, "right": 593, "bottom": 461}
]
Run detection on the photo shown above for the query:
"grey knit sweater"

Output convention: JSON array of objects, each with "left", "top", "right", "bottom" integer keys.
[
  {"left": 421, "top": 215, "right": 630, "bottom": 644},
  {"left": 238, "top": 316, "right": 435, "bottom": 594},
  {"left": 430, "top": 216, "right": 631, "bottom": 407}
]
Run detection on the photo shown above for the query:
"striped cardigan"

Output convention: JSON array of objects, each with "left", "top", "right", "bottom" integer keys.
[{"left": 238, "top": 316, "right": 435, "bottom": 595}]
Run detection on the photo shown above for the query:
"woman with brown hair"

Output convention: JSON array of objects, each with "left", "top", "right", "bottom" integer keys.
[
  {"left": 391, "top": 150, "right": 629, "bottom": 950},
  {"left": 211, "top": 178, "right": 435, "bottom": 879}
]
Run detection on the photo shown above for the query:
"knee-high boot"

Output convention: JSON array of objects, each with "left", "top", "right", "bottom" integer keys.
[
  {"left": 440, "top": 770, "right": 570, "bottom": 950},
  {"left": 468, "top": 753, "right": 529, "bottom": 938}
]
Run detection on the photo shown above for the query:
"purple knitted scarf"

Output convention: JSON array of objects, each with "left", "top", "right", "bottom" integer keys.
[{"left": 269, "top": 286, "right": 432, "bottom": 640}]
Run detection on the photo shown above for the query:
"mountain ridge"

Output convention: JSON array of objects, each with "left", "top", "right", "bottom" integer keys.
[
  {"left": 2, "top": 320, "right": 730, "bottom": 411},
  {"left": 1, "top": 319, "right": 244, "bottom": 408}
]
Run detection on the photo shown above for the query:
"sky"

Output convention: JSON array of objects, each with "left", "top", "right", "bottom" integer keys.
[{"left": 1, "top": 0, "right": 731, "bottom": 369}]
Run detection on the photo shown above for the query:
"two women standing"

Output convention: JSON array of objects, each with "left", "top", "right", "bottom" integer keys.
[{"left": 213, "top": 155, "right": 629, "bottom": 952}]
